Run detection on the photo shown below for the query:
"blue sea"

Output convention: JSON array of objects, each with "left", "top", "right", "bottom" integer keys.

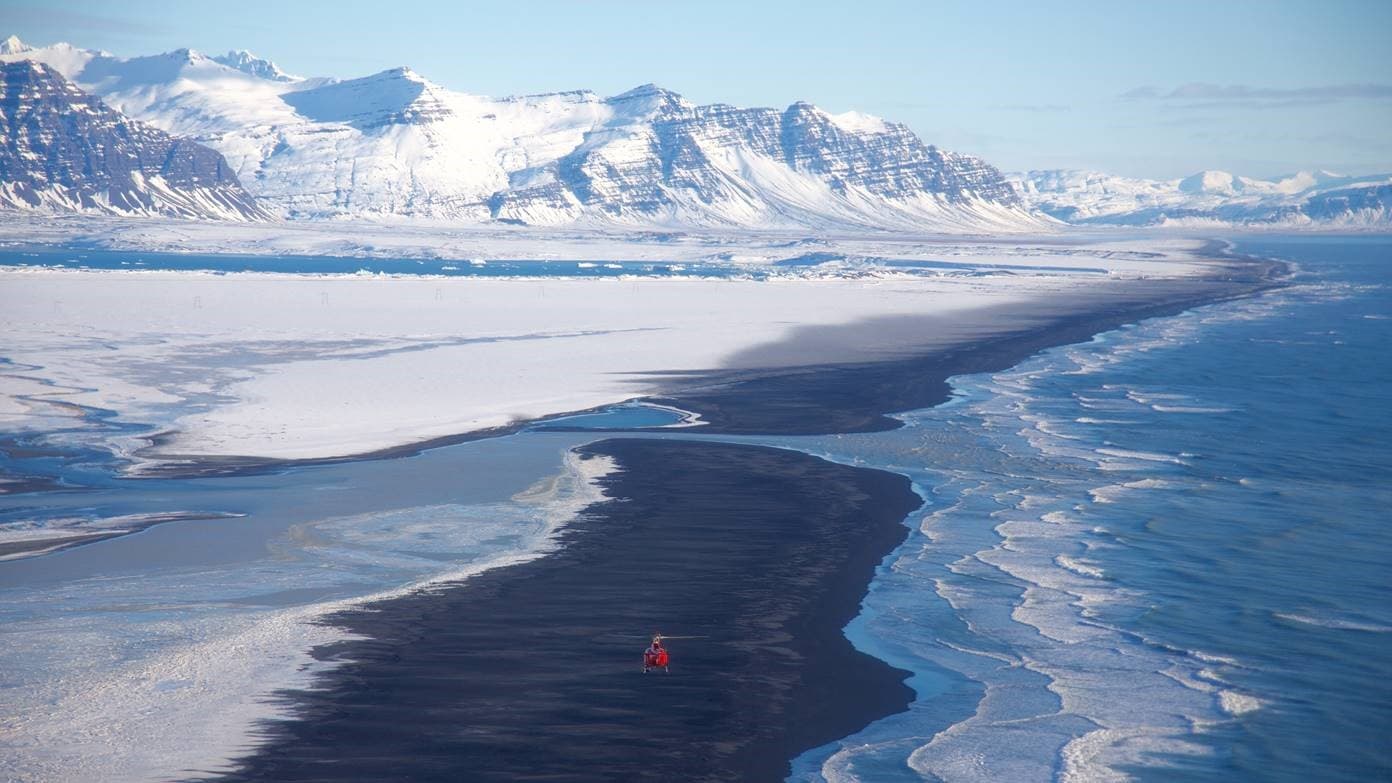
[
  {"left": 1, "top": 236, "right": 1387, "bottom": 780},
  {"left": 782, "top": 236, "right": 1392, "bottom": 781}
]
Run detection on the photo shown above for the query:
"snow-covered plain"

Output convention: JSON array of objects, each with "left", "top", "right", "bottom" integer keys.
[
  {"left": 0, "top": 230, "right": 1215, "bottom": 469},
  {"left": 0, "top": 213, "right": 1186, "bottom": 271}
]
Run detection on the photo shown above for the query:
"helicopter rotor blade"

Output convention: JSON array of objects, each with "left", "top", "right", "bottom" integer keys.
[{"left": 604, "top": 633, "right": 711, "bottom": 640}]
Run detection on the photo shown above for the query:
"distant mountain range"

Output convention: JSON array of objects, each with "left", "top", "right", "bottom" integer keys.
[
  {"left": 0, "top": 35, "right": 1388, "bottom": 230},
  {"left": 0, "top": 36, "right": 1037, "bottom": 231},
  {"left": 1009, "top": 168, "right": 1392, "bottom": 229}
]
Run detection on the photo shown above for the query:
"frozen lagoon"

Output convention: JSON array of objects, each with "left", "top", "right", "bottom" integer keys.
[{"left": 0, "top": 425, "right": 616, "bottom": 781}]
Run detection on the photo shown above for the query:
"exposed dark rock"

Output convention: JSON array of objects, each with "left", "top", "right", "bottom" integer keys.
[{"left": 0, "top": 60, "right": 265, "bottom": 219}]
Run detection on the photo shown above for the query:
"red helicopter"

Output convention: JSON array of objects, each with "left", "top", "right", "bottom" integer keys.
[
  {"left": 640, "top": 632, "right": 705, "bottom": 673},
  {"left": 642, "top": 635, "right": 669, "bottom": 673}
]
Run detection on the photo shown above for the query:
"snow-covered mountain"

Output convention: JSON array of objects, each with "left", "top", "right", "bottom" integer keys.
[
  {"left": 0, "top": 36, "right": 1042, "bottom": 232},
  {"left": 211, "top": 49, "right": 298, "bottom": 82},
  {"left": 10, "top": 34, "right": 1377, "bottom": 232},
  {"left": 0, "top": 57, "right": 265, "bottom": 220},
  {"left": 1010, "top": 168, "right": 1392, "bottom": 228}
]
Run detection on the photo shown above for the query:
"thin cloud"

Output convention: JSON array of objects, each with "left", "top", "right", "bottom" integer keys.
[
  {"left": 996, "top": 103, "right": 1072, "bottom": 113},
  {"left": 2, "top": 5, "right": 171, "bottom": 37},
  {"left": 1121, "top": 82, "right": 1392, "bottom": 109}
]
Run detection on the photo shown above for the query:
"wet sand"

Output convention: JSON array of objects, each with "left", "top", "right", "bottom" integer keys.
[{"left": 207, "top": 439, "right": 921, "bottom": 782}]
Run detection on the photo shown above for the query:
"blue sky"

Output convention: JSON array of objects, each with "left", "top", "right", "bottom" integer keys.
[{"left": 5, "top": 0, "right": 1391, "bottom": 178}]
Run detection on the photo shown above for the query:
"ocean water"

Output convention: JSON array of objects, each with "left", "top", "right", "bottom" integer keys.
[{"left": 785, "top": 236, "right": 1391, "bottom": 781}]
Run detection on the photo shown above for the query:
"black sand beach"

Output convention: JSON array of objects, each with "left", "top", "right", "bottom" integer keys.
[
  {"left": 206, "top": 439, "right": 921, "bottom": 782},
  {"left": 652, "top": 271, "right": 1283, "bottom": 436},
  {"left": 132, "top": 255, "right": 1285, "bottom": 481},
  {"left": 191, "top": 256, "right": 1287, "bottom": 781}
]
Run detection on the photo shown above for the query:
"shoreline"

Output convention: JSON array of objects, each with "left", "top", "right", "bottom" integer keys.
[
  {"left": 0, "top": 232, "right": 1259, "bottom": 475},
  {"left": 127, "top": 254, "right": 1284, "bottom": 477},
  {"left": 2, "top": 243, "right": 1294, "bottom": 779},
  {"left": 198, "top": 255, "right": 1284, "bottom": 781},
  {"left": 0, "top": 254, "right": 1285, "bottom": 568},
  {"left": 207, "top": 439, "right": 922, "bottom": 782},
  {"left": 652, "top": 268, "right": 1282, "bottom": 435}
]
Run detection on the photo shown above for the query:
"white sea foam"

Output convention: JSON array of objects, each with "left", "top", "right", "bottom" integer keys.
[
  {"left": 898, "top": 463, "right": 1224, "bottom": 781},
  {"left": 1126, "top": 478, "right": 1180, "bottom": 490},
  {"left": 1088, "top": 485, "right": 1126, "bottom": 504},
  {"left": 1218, "top": 691, "right": 1264, "bottom": 715},
  {"left": 1094, "top": 447, "right": 1187, "bottom": 464},
  {"left": 1060, "top": 728, "right": 1210, "bottom": 783},
  {"left": 1274, "top": 612, "right": 1392, "bottom": 633},
  {"left": 1090, "top": 475, "right": 1185, "bottom": 504},
  {"left": 1191, "top": 650, "right": 1244, "bottom": 666},
  {"left": 1073, "top": 396, "right": 1132, "bottom": 411},
  {"left": 1124, "top": 390, "right": 1191, "bottom": 405},
  {"left": 788, "top": 282, "right": 1292, "bottom": 783},
  {"left": 1056, "top": 554, "right": 1106, "bottom": 579},
  {"left": 1092, "top": 460, "right": 1157, "bottom": 472}
]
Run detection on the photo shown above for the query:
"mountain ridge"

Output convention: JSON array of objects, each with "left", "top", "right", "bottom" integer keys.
[
  {"left": 2, "top": 35, "right": 1386, "bottom": 231},
  {"left": 0, "top": 36, "right": 1043, "bottom": 232}
]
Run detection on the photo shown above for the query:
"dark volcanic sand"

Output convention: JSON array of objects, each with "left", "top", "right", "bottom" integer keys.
[
  {"left": 207, "top": 440, "right": 921, "bottom": 783},
  {"left": 198, "top": 256, "right": 1287, "bottom": 782},
  {"left": 652, "top": 272, "right": 1282, "bottom": 436}
]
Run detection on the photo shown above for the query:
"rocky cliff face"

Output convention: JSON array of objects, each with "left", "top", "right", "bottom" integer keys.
[
  {"left": 490, "top": 85, "right": 1028, "bottom": 229},
  {"left": 777, "top": 101, "right": 1021, "bottom": 205},
  {"left": 0, "top": 60, "right": 266, "bottom": 220}
]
